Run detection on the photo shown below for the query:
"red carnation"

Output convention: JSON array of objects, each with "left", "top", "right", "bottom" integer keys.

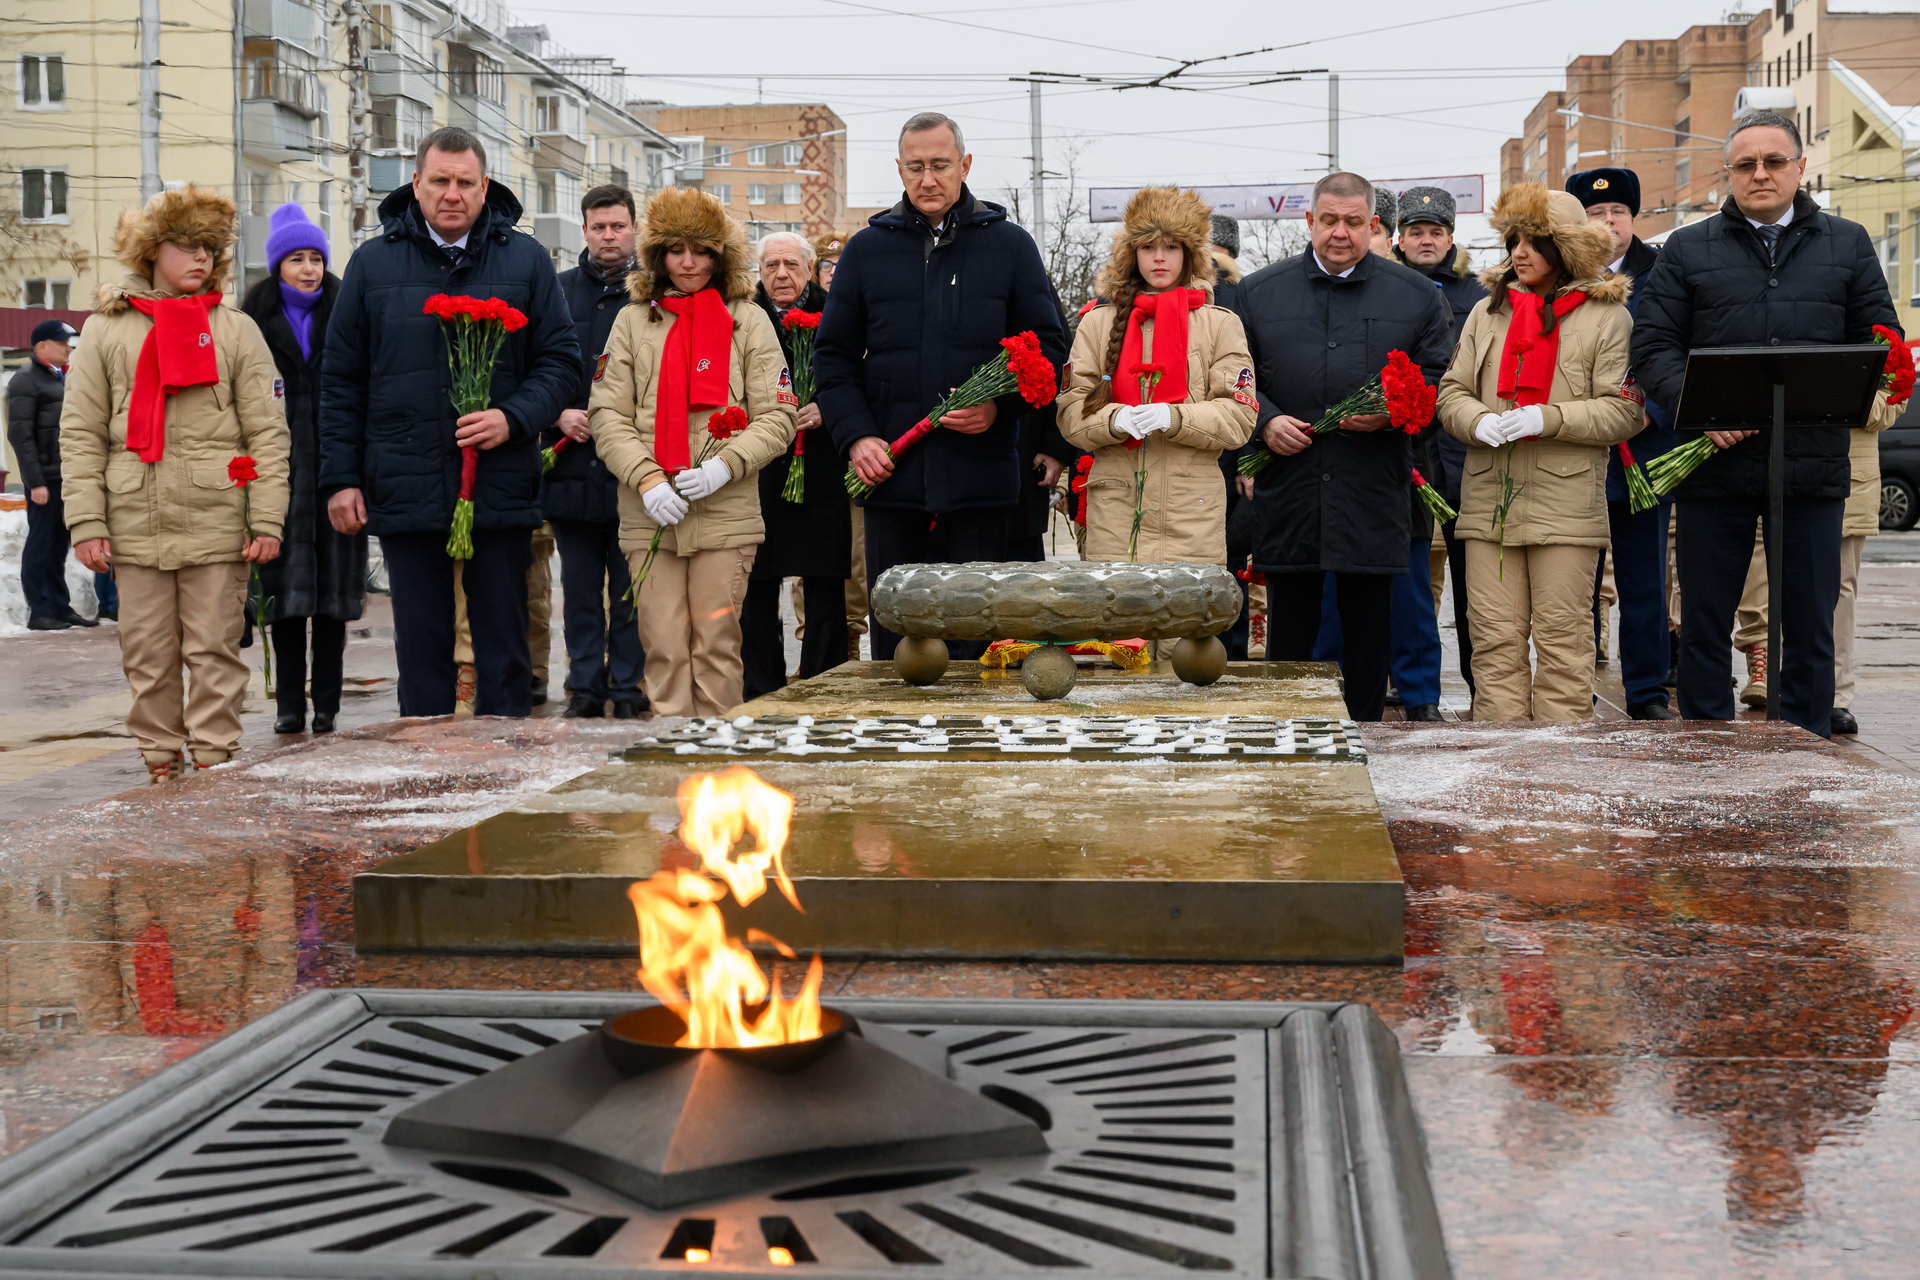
[
  {"left": 784, "top": 309, "right": 822, "bottom": 331},
  {"left": 227, "top": 455, "right": 258, "bottom": 488},
  {"left": 707, "top": 406, "right": 749, "bottom": 439},
  {"left": 1001, "top": 331, "right": 1058, "bottom": 407},
  {"left": 1875, "top": 324, "right": 1915, "bottom": 406}
]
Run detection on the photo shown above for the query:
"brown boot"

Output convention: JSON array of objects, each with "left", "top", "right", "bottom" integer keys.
[
  {"left": 1740, "top": 644, "right": 1768, "bottom": 709},
  {"left": 141, "top": 749, "right": 185, "bottom": 785}
]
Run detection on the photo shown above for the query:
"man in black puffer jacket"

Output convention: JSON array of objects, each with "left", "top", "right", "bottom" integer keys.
[
  {"left": 1632, "top": 109, "right": 1899, "bottom": 738},
  {"left": 320, "top": 128, "right": 578, "bottom": 717},
  {"left": 7, "top": 320, "right": 95, "bottom": 630},
  {"left": 816, "top": 111, "right": 1067, "bottom": 660},
  {"left": 546, "top": 184, "right": 644, "bottom": 720}
]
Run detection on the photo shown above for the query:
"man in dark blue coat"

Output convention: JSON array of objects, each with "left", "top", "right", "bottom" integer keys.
[
  {"left": 1568, "top": 166, "right": 1678, "bottom": 720},
  {"left": 320, "top": 127, "right": 578, "bottom": 717},
  {"left": 1238, "top": 172, "right": 1453, "bottom": 722},
  {"left": 816, "top": 111, "right": 1068, "bottom": 660},
  {"left": 547, "top": 183, "right": 644, "bottom": 719},
  {"left": 1631, "top": 110, "right": 1899, "bottom": 738}
]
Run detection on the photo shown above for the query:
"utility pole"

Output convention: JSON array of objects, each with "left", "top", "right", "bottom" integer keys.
[
  {"left": 1327, "top": 73, "right": 1339, "bottom": 174},
  {"left": 1029, "top": 80, "right": 1046, "bottom": 252},
  {"left": 346, "top": 0, "right": 370, "bottom": 237},
  {"left": 138, "top": 0, "right": 161, "bottom": 198}
]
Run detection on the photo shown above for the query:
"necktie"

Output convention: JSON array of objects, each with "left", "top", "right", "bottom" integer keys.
[
  {"left": 441, "top": 242, "right": 465, "bottom": 267},
  {"left": 1756, "top": 223, "right": 1782, "bottom": 263}
]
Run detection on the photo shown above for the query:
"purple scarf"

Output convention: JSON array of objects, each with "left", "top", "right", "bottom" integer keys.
[{"left": 279, "top": 280, "right": 322, "bottom": 359}]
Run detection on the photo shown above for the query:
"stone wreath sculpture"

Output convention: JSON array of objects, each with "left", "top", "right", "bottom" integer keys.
[{"left": 870, "top": 561, "right": 1242, "bottom": 700}]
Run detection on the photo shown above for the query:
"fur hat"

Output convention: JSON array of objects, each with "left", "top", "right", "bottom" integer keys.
[
  {"left": 112, "top": 185, "right": 237, "bottom": 291},
  {"left": 1487, "top": 183, "right": 1615, "bottom": 288},
  {"left": 1209, "top": 213, "right": 1240, "bottom": 259},
  {"left": 1566, "top": 167, "right": 1640, "bottom": 217},
  {"left": 1373, "top": 187, "right": 1397, "bottom": 233},
  {"left": 812, "top": 230, "right": 854, "bottom": 263},
  {"left": 1095, "top": 187, "right": 1215, "bottom": 299},
  {"left": 1397, "top": 185, "right": 1455, "bottom": 230},
  {"left": 630, "top": 186, "right": 753, "bottom": 305}
]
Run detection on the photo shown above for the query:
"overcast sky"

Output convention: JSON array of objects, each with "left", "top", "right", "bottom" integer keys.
[{"left": 517, "top": 0, "right": 1837, "bottom": 243}]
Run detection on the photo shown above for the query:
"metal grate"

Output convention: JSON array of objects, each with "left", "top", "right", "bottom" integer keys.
[
  {"left": 0, "top": 993, "right": 1445, "bottom": 1279},
  {"left": 625, "top": 716, "right": 1366, "bottom": 763}
]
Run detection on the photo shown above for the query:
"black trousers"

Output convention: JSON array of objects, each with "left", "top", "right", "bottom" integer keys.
[
  {"left": 1594, "top": 499, "right": 1672, "bottom": 711},
  {"left": 1267, "top": 570, "right": 1394, "bottom": 721},
  {"left": 550, "top": 518, "right": 643, "bottom": 703},
  {"left": 1438, "top": 518, "right": 1474, "bottom": 693},
  {"left": 741, "top": 576, "right": 850, "bottom": 700},
  {"left": 271, "top": 616, "right": 348, "bottom": 717},
  {"left": 1675, "top": 495, "right": 1841, "bottom": 738},
  {"left": 382, "top": 527, "right": 533, "bottom": 717},
  {"left": 863, "top": 506, "right": 1010, "bottom": 661},
  {"left": 21, "top": 480, "right": 71, "bottom": 618}
]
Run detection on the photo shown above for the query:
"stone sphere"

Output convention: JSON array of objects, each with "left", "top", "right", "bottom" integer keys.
[
  {"left": 892, "top": 635, "right": 950, "bottom": 686},
  {"left": 1020, "top": 644, "right": 1079, "bottom": 701},
  {"left": 1171, "top": 636, "right": 1228, "bottom": 687}
]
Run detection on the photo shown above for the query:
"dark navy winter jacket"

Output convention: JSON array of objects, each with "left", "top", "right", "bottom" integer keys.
[
  {"left": 1631, "top": 191, "right": 1898, "bottom": 501},
  {"left": 816, "top": 189, "right": 1068, "bottom": 512},
  {"left": 541, "top": 248, "right": 630, "bottom": 526},
  {"left": 318, "top": 182, "right": 578, "bottom": 535}
]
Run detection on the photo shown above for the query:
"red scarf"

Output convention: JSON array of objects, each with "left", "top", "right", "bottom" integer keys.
[
  {"left": 125, "top": 293, "right": 223, "bottom": 463},
  {"left": 1113, "top": 287, "right": 1206, "bottom": 404},
  {"left": 654, "top": 289, "right": 733, "bottom": 471},
  {"left": 1496, "top": 289, "right": 1587, "bottom": 408}
]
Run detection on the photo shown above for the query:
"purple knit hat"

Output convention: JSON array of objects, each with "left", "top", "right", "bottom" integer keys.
[{"left": 265, "top": 202, "right": 328, "bottom": 271}]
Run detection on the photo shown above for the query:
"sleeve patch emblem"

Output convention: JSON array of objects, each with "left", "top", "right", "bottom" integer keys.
[
  {"left": 592, "top": 352, "right": 609, "bottom": 382},
  {"left": 777, "top": 365, "right": 799, "bottom": 405},
  {"left": 1233, "top": 390, "right": 1258, "bottom": 408},
  {"left": 1619, "top": 371, "right": 1646, "bottom": 406},
  {"left": 272, "top": 378, "right": 285, "bottom": 399},
  {"left": 1234, "top": 367, "right": 1255, "bottom": 392}
]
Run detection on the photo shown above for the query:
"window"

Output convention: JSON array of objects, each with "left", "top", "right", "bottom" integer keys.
[
  {"left": 783, "top": 141, "right": 803, "bottom": 164},
  {"left": 780, "top": 182, "right": 801, "bottom": 204},
  {"left": 19, "top": 167, "right": 67, "bottom": 222},
  {"left": 21, "top": 278, "right": 71, "bottom": 309},
  {"left": 536, "top": 172, "right": 557, "bottom": 216},
  {"left": 370, "top": 95, "right": 430, "bottom": 151},
  {"left": 706, "top": 146, "right": 730, "bottom": 166},
  {"left": 34, "top": 1008, "right": 79, "bottom": 1032},
  {"left": 748, "top": 183, "right": 769, "bottom": 205},
  {"left": 710, "top": 184, "right": 731, "bottom": 205},
  {"left": 1885, "top": 212, "right": 1901, "bottom": 292},
  {"left": 19, "top": 54, "right": 64, "bottom": 108},
  {"left": 1675, "top": 155, "right": 1691, "bottom": 191},
  {"left": 247, "top": 170, "right": 273, "bottom": 216},
  {"left": 534, "top": 94, "right": 579, "bottom": 136},
  {"left": 448, "top": 45, "right": 503, "bottom": 102},
  {"left": 748, "top": 144, "right": 768, "bottom": 166},
  {"left": 1675, "top": 115, "right": 1691, "bottom": 146},
  {"left": 368, "top": 4, "right": 395, "bottom": 51},
  {"left": 245, "top": 40, "right": 320, "bottom": 113}
]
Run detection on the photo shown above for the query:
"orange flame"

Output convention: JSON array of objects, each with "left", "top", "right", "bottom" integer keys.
[{"left": 629, "top": 767, "right": 824, "bottom": 1048}]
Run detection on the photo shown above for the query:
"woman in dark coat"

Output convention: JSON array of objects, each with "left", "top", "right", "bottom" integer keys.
[{"left": 240, "top": 204, "right": 368, "bottom": 734}]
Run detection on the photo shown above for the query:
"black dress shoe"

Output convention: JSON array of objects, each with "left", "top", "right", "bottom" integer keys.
[
  {"left": 1830, "top": 708, "right": 1859, "bottom": 735},
  {"left": 563, "top": 693, "right": 604, "bottom": 719},
  {"left": 98, "top": 607, "right": 117, "bottom": 622},
  {"left": 1405, "top": 703, "right": 1445, "bottom": 722},
  {"left": 61, "top": 610, "right": 99, "bottom": 628},
  {"left": 273, "top": 712, "right": 305, "bottom": 734},
  {"left": 612, "top": 696, "right": 646, "bottom": 720},
  {"left": 1383, "top": 685, "right": 1404, "bottom": 708},
  {"left": 26, "top": 614, "right": 72, "bottom": 631},
  {"left": 530, "top": 679, "right": 549, "bottom": 707},
  {"left": 1629, "top": 701, "right": 1677, "bottom": 720},
  {"left": 311, "top": 711, "right": 336, "bottom": 733}
]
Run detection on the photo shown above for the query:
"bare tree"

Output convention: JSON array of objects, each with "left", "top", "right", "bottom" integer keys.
[
  {"left": 1237, "top": 218, "right": 1311, "bottom": 273},
  {"left": 997, "top": 140, "right": 1110, "bottom": 325}
]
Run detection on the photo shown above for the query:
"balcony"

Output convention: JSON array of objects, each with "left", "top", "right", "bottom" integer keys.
[
  {"left": 447, "top": 93, "right": 513, "bottom": 142},
  {"left": 241, "top": 100, "right": 315, "bottom": 163},
  {"left": 532, "top": 133, "right": 587, "bottom": 172},
  {"left": 367, "top": 51, "right": 435, "bottom": 105},
  {"left": 242, "top": 0, "right": 317, "bottom": 50},
  {"left": 533, "top": 213, "right": 583, "bottom": 258},
  {"left": 369, "top": 155, "right": 409, "bottom": 194}
]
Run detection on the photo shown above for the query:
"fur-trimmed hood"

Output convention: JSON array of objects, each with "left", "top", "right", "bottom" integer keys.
[
  {"left": 630, "top": 186, "right": 754, "bottom": 305},
  {"left": 1485, "top": 183, "right": 1615, "bottom": 293},
  {"left": 1209, "top": 246, "right": 1241, "bottom": 285},
  {"left": 1096, "top": 187, "right": 1216, "bottom": 298},
  {"left": 104, "top": 185, "right": 237, "bottom": 304}
]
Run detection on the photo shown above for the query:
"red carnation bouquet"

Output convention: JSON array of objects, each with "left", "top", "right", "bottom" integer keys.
[
  {"left": 627, "top": 407, "right": 748, "bottom": 601},
  {"left": 423, "top": 293, "right": 529, "bottom": 559},
  {"left": 845, "top": 332, "right": 1058, "bottom": 498},
  {"left": 1643, "top": 324, "right": 1916, "bottom": 503},
  {"left": 1070, "top": 454, "right": 1093, "bottom": 527},
  {"left": 230, "top": 455, "right": 274, "bottom": 695},
  {"left": 782, "top": 309, "right": 822, "bottom": 503},
  {"left": 1239, "top": 349, "right": 1434, "bottom": 476}
]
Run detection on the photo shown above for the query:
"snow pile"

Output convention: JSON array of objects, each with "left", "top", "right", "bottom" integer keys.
[{"left": 0, "top": 506, "right": 101, "bottom": 635}]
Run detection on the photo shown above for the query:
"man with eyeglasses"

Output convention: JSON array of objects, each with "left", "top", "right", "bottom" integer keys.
[
  {"left": 816, "top": 111, "right": 1068, "bottom": 661},
  {"left": 1632, "top": 109, "right": 1901, "bottom": 739}
]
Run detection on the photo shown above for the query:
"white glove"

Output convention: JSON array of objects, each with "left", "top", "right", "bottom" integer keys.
[
  {"left": 1131, "top": 403, "right": 1173, "bottom": 437},
  {"left": 1111, "top": 405, "right": 1139, "bottom": 440},
  {"left": 672, "top": 455, "right": 733, "bottom": 501},
  {"left": 1497, "top": 404, "right": 1545, "bottom": 442},
  {"left": 642, "top": 482, "right": 689, "bottom": 526},
  {"left": 1473, "top": 413, "right": 1506, "bottom": 448}
]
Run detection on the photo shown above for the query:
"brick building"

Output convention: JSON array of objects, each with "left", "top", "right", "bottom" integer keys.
[{"left": 628, "top": 102, "right": 850, "bottom": 241}]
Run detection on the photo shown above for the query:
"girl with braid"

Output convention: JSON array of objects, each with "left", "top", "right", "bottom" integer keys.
[{"left": 1056, "top": 188, "right": 1256, "bottom": 565}]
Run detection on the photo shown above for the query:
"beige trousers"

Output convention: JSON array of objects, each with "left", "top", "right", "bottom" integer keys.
[
  {"left": 1834, "top": 533, "right": 1865, "bottom": 710},
  {"left": 454, "top": 523, "right": 554, "bottom": 679},
  {"left": 1465, "top": 540, "right": 1601, "bottom": 723},
  {"left": 1734, "top": 526, "right": 1768, "bottom": 650},
  {"left": 634, "top": 544, "right": 755, "bottom": 717},
  {"left": 115, "top": 561, "right": 250, "bottom": 755}
]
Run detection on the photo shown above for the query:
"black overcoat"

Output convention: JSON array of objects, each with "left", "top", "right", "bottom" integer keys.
[
  {"left": 751, "top": 280, "right": 852, "bottom": 580},
  {"left": 541, "top": 249, "right": 629, "bottom": 526}
]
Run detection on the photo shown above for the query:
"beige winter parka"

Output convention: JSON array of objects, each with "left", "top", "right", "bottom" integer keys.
[
  {"left": 59, "top": 273, "right": 291, "bottom": 570},
  {"left": 1057, "top": 300, "right": 1256, "bottom": 564},
  {"left": 590, "top": 295, "right": 797, "bottom": 557},
  {"left": 1844, "top": 394, "right": 1904, "bottom": 536},
  {"left": 1437, "top": 273, "right": 1641, "bottom": 548}
]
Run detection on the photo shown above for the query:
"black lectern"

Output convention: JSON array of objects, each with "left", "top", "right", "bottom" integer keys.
[{"left": 1671, "top": 344, "right": 1886, "bottom": 722}]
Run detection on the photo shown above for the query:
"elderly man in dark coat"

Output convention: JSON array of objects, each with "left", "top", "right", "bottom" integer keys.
[
  {"left": 320, "top": 127, "right": 578, "bottom": 718},
  {"left": 546, "top": 184, "right": 646, "bottom": 720},
  {"left": 1632, "top": 110, "right": 1900, "bottom": 738},
  {"left": 1238, "top": 172, "right": 1453, "bottom": 721},
  {"left": 741, "top": 230, "right": 850, "bottom": 698},
  {"left": 816, "top": 111, "right": 1068, "bottom": 660}
]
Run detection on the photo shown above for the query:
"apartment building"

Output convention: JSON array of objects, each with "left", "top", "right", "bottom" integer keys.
[
  {"left": 0, "top": 0, "right": 674, "bottom": 327},
  {"left": 629, "top": 102, "right": 850, "bottom": 241}
]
